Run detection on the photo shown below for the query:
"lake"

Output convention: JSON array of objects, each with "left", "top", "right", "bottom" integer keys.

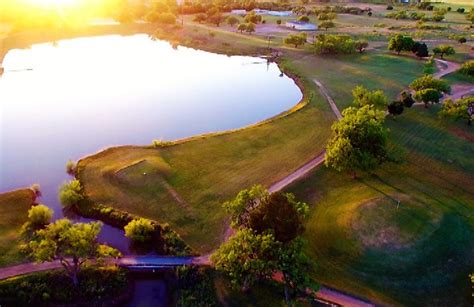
[{"left": 0, "top": 34, "right": 302, "bottom": 252}]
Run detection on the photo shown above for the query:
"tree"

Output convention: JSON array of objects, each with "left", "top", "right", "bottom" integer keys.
[
  {"left": 388, "top": 101, "right": 404, "bottom": 116},
  {"left": 193, "top": 13, "right": 206, "bottom": 23},
  {"left": 313, "top": 34, "right": 356, "bottom": 54},
  {"left": 218, "top": 186, "right": 315, "bottom": 305},
  {"left": 284, "top": 33, "right": 307, "bottom": 48},
  {"left": 433, "top": 44, "right": 455, "bottom": 59},
  {"left": 352, "top": 85, "right": 388, "bottom": 109},
  {"left": 388, "top": 34, "right": 415, "bottom": 55},
  {"left": 355, "top": 40, "right": 368, "bottom": 53},
  {"left": 439, "top": 97, "right": 474, "bottom": 125},
  {"left": 248, "top": 192, "right": 308, "bottom": 243},
  {"left": 237, "top": 23, "right": 247, "bottom": 33},
  {"left": 414, "top": 88, "right": 442, "bottom": 108},
  {"left": 319, "top": 20, "right": 335, "bottom": 30},
  {"left": 411, "top": 41, "right": 429, "bottom": 58},
  {"left": 59, "top": 179, "right": 84, "bottom": 208},
  {"left": 223, "top": 184, "right": 269, "bottom": 228},
  {"left": 208, "top": 13, "right": 224, "bottom": 26},
  {"left": 244, "top": 12, "right": 262, "bottom": 24},
  {"left": 226, "top": 16, "right": 239, "bottom": 27},
  {"left": 245, "top": 22, "right": 256, "bottom": 34},
  {"left": 460, "top": 60, "right": 474, "bottom": 77},
  {"left": 23, "top": 204, "right": 53, "bottom": 232},
  {"left": 276, "top": 238, "right": 318, "bottom": 304},
  {"left": 466, "top": 9, "right": 474, "bottom": 25},
  {"left": 400, "top": 91, "right": 415, "bottom": 108},
  {"left": 458, "top": 37, "right": 467, "bottom": 44},
  {"left": 211, "top": 228, "right": 277, "bottom": 291},
  {"left": 410, "top": 74, "right": 451, "bottom": 94},
  {"left": 124, "top": 218, "right": 155, "bottom": 242},
  {"left": 24, "top": 219, "right": 120, "bottom": 285},
  {"left": 276, "top": 19, "right": 282, "bottom": 25},
  {"left": 325, "top": 105, "right": 387, "bottom": 178},
  {"left": 432, "top": 9, "right": 446, "bottom": 22}
]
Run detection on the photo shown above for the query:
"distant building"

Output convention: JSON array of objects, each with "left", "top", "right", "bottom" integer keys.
[
  {"left": 253, "top": 9, "right": 292, "bottom": 17},
  {"left": 231, "top": 9, "right": 247, "bottom": 15},
  {"left": 285, "top": 21, "right": 317, "bottom": 31}
]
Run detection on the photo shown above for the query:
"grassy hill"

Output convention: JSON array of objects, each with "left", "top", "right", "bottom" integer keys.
[{"left": 0, "top": 189, "right": 35, "bottom": 267}]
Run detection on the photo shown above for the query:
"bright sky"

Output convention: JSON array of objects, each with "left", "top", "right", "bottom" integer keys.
[{"left": 23, "top": 0, "right": 78, "bottom": 7}]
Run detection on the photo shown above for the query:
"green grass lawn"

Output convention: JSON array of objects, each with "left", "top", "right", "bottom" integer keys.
[
  {"left": 287, "top": 106, "right": 474, "bottom": 306},
  {"left": 77, "top": 41, "right": 426, "bottom": 254},
  {"left": 0, "top": 189, "right": 35, "bottom": 267},
  {"left": 443, "top": 70, "right": 474, "bottom": 85}
]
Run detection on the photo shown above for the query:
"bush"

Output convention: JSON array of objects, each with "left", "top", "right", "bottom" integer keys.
[
  {"left": 388, "top": 101, "right": 404, "bottom": 116},
  {"left": 66, "top": 160, "right": 76, "bottom": 175},
  {"left": 284, "top": 33, "right": 307, "bottom": 48},
  {"left": 313, "top": 34, "right": 356, "bottom": 54},
  {"left": 124, "top": 218, "right": 155, "bottom": 243},
  {"left": 460, "top": 60, "right": 474, "bottom": 77},
  {"left": 26, "top": 204, "right": 53, "bottom": 229},
  {"left": 457, "top": 8, "right": 465, "bottom": 13},
  {"left": 0, "top": 266, "right": 130, "bottom": 306},
  {"left": 152, "top": 139, "right": 173, "bottom": 148},
  {"left": 387, "top": 5, "right": 393, "bottom": 10},
  {"left": 276, "top": 19, "right": 282, "bottom": 25},
  {"left": 175, "top": 267, "right": 219, "bottom": 307},
  {"left": 59, "top": 179, "right": 84, "bottom": 208}
]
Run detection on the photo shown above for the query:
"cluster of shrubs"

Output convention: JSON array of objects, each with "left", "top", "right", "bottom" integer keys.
[
  {"left": 179, "top": 1, "right": 290, "bottom": 15},
  {"left": 174, "top": 266, "right": 219, "bottom": 306},
  {"left": 460, "top": 60, "right": 474, "bottom": 77},
  {"left": 0, "top": 267, "right": 130, "bottom": 306},
  {"left": 74, "top": 198, "right": 192, "bottom": 255},
  {"left": 312, "top": 34, "right": 367, "bottom": 55},
  {"left": 386, "top": 8, "right": 446, "bottom": 22}
]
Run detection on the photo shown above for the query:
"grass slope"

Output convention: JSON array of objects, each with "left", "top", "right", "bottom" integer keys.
[
  {"left": 288, "top": 106, "right": 474, "bottom": 306},
  {"left": 0, "top": 189, "right": 35, "bottom": 267}
]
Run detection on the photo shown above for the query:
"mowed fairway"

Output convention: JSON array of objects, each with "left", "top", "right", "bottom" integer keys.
[
  {"left": 288, "top": 106, "right": 474, "bottom": 306},
  {"left": 0, "top": 189, "right": 35, "bottom": 267},
  {"left": 77, "top": 51, "right": 425, "bottom": 254}
]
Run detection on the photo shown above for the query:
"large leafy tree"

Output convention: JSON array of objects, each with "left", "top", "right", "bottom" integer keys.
[
  {"left": 24, "top": 219, "right": 120, "bottom": 285},
  {"left": 284, "top": 33, "right": 307, "bottom": 48},
  {"left": 433, "top": 44, "right": 455, "bottom": 59},
  {"left": 414, "top": 88, "right": 442, "bottom": 108},
  {"left": 410, "top": 75, "right": 450, "bottom": 108},
  {"left": 276, "top": 238, "right": 318, "bottom": 304},
  {"left": 248, "top": 192, "right": 308, "bottom": 243},
  {"left": 217, "top": 187, "right": 314, "bottom": 305},
  {"left": 223, "top": 184, "right": 269, "bottom": 228},
  {"left": 439, "top": 97, "right": 474, "bottom": 125},
  {"left": 211, "top": 228, "right": 277, "bottom": 290},
  {"left": 410, "top": 75, "right": 451, "bottom": 94},
  {"left": 388, "top": 34, "right": 415, "bottom": 55},
  {"left": 325, "top": 105, "right": 387, "bottom": 178},
  {"left": 352, "top": 85, "right": 388, "bottom": 109}
]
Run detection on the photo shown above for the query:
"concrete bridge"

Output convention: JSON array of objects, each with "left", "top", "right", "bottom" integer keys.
[{"left": 0, "top": 255, "right": 210, "bottom": 281}]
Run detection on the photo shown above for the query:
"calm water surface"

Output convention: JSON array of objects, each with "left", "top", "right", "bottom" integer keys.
[{"left": 0, "top": 34, "right": 301, "bottom": 252}]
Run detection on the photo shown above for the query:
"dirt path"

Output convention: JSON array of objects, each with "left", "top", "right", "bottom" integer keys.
[{"left": 433, "top": 58, "right": 461, "bottom": 79}]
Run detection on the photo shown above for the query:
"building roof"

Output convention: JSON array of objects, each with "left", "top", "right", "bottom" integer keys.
[{"left": 286, "top": 21, "right": 315, "bottom": 25}]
